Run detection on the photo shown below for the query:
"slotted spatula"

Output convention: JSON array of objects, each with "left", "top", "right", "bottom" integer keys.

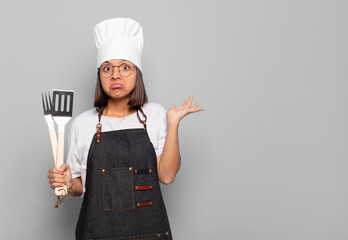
[{"left": 52, "top": 89, "right": 74, "bottom": 196}]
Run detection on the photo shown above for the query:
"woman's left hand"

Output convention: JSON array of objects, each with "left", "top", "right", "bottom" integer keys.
[{"left": 166, "top": 96, "right": 203, "bottom": 126}]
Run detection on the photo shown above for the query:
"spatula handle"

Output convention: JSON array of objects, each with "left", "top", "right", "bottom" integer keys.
[
  {"left": 55, "top": 132, "right": 67, "bottom": 196},
  {"left": 49, "top": 129, "right": 57, "bottom": 166}
]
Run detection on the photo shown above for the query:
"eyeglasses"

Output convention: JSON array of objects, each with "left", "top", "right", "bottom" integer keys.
[{"left": 98, "top": 62, "right": 137, "bottom": 78}]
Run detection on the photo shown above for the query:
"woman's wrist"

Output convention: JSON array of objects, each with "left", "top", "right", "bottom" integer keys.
[
  {"left": 68, "top": 177, "right": 83, "bottom": 196},
  {"left": 166, "top": 115, "right": 180, "bottom": 129},
  {"left": 167, "top": 121, "right": 179, "bottom": 130}
]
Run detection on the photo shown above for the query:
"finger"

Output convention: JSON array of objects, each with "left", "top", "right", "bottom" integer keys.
[
  {"left": 187, "top": 96, "right": 193, "bottom": 108},
  {"left": 192, "top": 102, "right": 199, "bottom": 109},
  {"left": 55, "top": 177, "right": 67, "bottom": 183},
  {"left": 50, "top": 182, "right": 66, "bottom": 189},
  {"left": 47, "top": 172, "right": 58, "bottom": 179},
  {"left": 48, "top": 179, "right": 66, "bottom": 189},
  {"left": 47, "top": 172, "right": 60, "bottom": 179},
  {"left": 48, "top": 177, "right": 66, "bottom": 184},
  {"left": 170, "top": 105, "right": 176, "bottom": 109},
  {"left": 57, "top": 164, "right": 66, "bottom": 172},
  {"left": 190, "top": 107, "right": 204, "bottom": 113},
  {"left": 183, "top": 100, "right": 188, "bottom": 106},
  {"left": 51, "top": 168, "right": 61, "bottom": 174},
  {"left": 50, "top": 170, "right": 64, "bottom": 177},
  {"left": 57, "top": 164, "right": 70, "bottom": 172},
  {"left": 52, "top": 171, "right": 66, "bottom": 178}
]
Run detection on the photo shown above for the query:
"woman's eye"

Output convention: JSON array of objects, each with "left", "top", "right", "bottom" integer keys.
[
  {"left": 122, "top": 65, "right": 130, "bottom": 70},
  {"left": 103, "top": 66, "right": 111, "bottom": 71}
]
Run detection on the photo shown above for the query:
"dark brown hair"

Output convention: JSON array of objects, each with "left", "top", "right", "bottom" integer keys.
[{"left": 94, "top": 67, "right": 148, "bottom": 110}]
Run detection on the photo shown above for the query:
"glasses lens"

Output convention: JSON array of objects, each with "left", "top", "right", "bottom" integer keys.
[
  {"left": 100, "top": 63, "right": 112, "bottom": 77},
  {"left": 119, "top": 63, "right": 133, "bottom": 77}
]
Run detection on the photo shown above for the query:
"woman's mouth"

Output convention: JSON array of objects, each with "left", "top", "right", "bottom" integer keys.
[{"left": 111, "top": 83, "right": 124, "bottom": 89}]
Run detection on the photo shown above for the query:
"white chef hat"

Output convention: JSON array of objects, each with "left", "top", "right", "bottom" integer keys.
[{"left": 94, "top": 18, "right": 144, "bottom": 72}]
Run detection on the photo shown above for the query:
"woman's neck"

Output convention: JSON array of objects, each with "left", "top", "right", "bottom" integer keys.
[{"left": 103, "top": 97, "right": 136, "bottom": 118}]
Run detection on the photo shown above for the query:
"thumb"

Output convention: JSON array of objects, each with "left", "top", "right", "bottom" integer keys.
[{"left": 58, "top": 164, "right": 70, "bottom": 172}]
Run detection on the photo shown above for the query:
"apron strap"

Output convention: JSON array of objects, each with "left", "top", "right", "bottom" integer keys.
[
  {"left": 136, "top": 107, "right": 147, "bottom": 130},
  {"left": 98, "top": 106, "right": 104, "bottom": 122},
  {"left": 96, "top": 107, "right": 104, "bottom": 143}
]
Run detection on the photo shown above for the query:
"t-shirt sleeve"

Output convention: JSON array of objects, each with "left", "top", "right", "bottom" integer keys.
[
  {"left": 155, "top": 105, "right": 167, "bottom": 157},
  {"left": 66, "top": 119, "right": 81, "bottom": 179}
]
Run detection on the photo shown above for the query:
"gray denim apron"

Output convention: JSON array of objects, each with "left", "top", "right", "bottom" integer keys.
[{"left": 75, "top": 108, "right": 172, "bottom": 240}]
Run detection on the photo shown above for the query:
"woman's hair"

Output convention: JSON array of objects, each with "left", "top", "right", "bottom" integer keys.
[{"left": 94, "top": 67, "right": 148, "bottom": 110}]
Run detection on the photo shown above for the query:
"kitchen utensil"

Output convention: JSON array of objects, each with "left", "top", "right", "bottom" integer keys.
[
  {"left": 41, "top": 92, "right": 58, "bottom": 166},
  {"left": 52, "top": 89, "right": 74, "bottom": 196}
]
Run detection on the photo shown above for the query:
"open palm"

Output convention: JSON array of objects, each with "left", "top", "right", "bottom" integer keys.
[{"left": 166, "top": 96, "right": 203, "bottom": 124}]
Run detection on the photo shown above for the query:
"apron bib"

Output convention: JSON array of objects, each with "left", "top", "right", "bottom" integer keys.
[{"left": 75, "top": 108, "right": 172, "bottom": 240}]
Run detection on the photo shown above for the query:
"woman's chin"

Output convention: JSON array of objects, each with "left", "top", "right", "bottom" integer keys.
[{"left": 107, "top": 92, "right": 131, "bottom": 101}]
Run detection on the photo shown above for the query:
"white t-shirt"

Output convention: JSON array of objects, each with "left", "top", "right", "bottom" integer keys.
[{"left": 66, "top": 102, "right": 167, "bottom": 197}]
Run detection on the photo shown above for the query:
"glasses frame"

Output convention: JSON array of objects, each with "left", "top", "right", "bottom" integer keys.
[{"left": 97, "top": 63, "right": 137, "bottom": 78}]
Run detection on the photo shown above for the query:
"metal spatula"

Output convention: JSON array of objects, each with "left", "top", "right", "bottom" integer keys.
[{"left": 52, "top": 89, "right": 74, "bottom": 196}]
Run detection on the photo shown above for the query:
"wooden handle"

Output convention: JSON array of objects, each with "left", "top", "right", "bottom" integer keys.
[
  {"left": 48, "top": 129, "right": 57, "bottom": 166},
  {"left": 55, "top": 185, "right": 68, "bottom": 196},
  {"left": 55, "top": 132, "right": 67, "bottom": 196}
]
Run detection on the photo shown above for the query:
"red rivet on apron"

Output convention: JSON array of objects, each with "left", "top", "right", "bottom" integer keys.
[
  {"left": 136, "top": 201, "right": 153, "bottom": 207},
  {"left": 134, "top": 185, "right": 152, "bottom": 190},
  {"left": 133, "top": 168, "right": 152, "bottom": 174}
]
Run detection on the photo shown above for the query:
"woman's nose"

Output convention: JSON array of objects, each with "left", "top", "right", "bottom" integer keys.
[{"left": 111, "top": 67, "right": 122, "bottom": 79}]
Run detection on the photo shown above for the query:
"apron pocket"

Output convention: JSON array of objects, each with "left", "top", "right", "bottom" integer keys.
[{"left": 101, "top": 166, "right": 135, "bottom": 211}]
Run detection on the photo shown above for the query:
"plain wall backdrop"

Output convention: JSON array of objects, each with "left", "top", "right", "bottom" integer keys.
[{"left": 1, "top": 0, "right": 347, "bottom": 239}]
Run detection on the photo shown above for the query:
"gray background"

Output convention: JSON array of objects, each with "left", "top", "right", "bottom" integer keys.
[{"left": 1, "top": 0, "right": 347, "bottom": 239}]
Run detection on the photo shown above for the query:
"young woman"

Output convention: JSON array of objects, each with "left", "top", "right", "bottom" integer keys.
[{"left": 46, "top": 18, "right": 202, "bottom": 239}]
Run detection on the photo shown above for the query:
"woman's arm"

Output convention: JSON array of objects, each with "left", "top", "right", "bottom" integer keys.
[
  {"left": 157, "top": 121, "right": 181, "bottom": 184},
  {"left": 157, "top": 96, "right": 203, "bottom": 184}
]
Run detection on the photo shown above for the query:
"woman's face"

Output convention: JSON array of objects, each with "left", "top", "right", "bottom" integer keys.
[{"left": 99, "top": 59, "right": 137, "bottom": 102}]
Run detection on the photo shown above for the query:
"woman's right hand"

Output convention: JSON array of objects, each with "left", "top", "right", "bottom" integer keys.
[{"left": 47, "top": 164, "right": 74, "bottom": 192}]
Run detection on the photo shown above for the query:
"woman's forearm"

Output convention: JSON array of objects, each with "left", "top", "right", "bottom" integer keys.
[{"left": 157, "top": 122, "right": 181, "bottom": 184}]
